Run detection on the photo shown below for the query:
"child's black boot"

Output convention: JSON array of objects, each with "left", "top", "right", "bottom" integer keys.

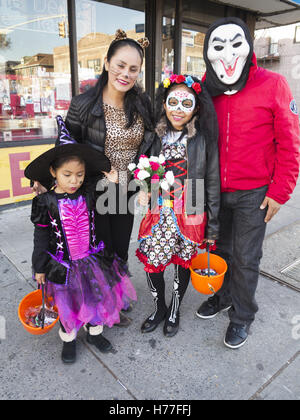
[
  {"left": 59, "top": 328, "right": 77, "bottom": 364},
  {"left": 85, "top": 324, "right": 113, "bottom": 353}
]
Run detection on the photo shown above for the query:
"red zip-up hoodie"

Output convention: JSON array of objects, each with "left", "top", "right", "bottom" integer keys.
[{"left": 204, "top": 54, "right": 300, "bottom": 204}]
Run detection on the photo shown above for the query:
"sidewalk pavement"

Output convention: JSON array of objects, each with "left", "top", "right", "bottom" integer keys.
[{"left": 0, "top": 180, "right": 300, "bottom": 400}]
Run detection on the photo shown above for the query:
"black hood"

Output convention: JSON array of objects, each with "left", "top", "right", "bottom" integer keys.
[{"left": 203, "top": 17, "right": 254, "bottom": 97}]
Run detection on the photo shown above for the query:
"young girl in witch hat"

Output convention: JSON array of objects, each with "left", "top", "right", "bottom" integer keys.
[
  {"left": 25, "top": 116, "right": 137, "bottom": 363},
  {"left": 136, "top": 75, "right": 220, "bottom": 337}
]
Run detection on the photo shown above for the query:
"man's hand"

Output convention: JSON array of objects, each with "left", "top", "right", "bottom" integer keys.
[{"left": 260, "top": 196, "right": 281, "bottom": 223}]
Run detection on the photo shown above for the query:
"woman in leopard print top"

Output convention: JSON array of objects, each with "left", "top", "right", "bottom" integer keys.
[
  {"left": 62, "top": 32, "right": 159, "bottom": 274},
  {"left": 31, "top": 32, "right": 160, "bottom": 326}
]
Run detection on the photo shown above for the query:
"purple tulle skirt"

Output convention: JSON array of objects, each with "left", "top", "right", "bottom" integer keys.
[{"left": 45, "top": 253, "right": 137, "bottom": 335}]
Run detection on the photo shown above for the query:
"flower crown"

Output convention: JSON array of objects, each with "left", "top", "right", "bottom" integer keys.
[
  {"left": 162, "top": 74, "right": 202, "bottom": 95},
  {"left": 114, "top": 29, "right": 150, "bottom": 49}
]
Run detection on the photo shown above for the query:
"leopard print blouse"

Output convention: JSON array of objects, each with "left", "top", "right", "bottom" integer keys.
[{"left": 103, "top": 103, "right": 144, "bottom": 186}]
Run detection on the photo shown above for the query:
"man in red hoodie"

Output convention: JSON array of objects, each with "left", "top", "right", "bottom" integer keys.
[{"left": 197, "top": 17, "right": 300, "bottom": 349}]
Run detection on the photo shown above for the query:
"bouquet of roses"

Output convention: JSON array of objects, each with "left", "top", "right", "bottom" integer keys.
[{"left": 128, "top": 154, "right": 175, "bottom": 193}]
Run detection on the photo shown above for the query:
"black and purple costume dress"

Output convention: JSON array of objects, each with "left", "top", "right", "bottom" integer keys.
[{"left": 31, "top": 187, "right": 136, "bottom": 335}]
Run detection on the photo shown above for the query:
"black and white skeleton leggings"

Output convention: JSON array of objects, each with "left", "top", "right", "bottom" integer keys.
[{"left": 146, "top": 265, "right": 190, "bottom": 324}]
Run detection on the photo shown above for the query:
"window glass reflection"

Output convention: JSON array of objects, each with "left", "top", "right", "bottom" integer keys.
[
  {"left": 182, "top": 30, "right": 206, "bottom": 79},
  {"left": 161, "top": 0, "right": 175, "bottom": 83},
  {"left": 75, "top": 0, "right": 145, "bottom": 93}
]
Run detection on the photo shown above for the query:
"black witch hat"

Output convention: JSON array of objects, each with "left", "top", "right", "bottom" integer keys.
[{"left": 25, "top": 116, "right": 111, "bottom": 187}]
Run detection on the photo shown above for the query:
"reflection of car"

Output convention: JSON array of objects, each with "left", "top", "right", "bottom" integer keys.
[{"left": 79, "top": 78, "right": 98, "bottom": 93}]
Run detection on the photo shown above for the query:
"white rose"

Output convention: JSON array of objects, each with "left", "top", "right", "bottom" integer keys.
[
  {"left": 158, "top": 154, "right": 166, "bottom": 165},
  {"left": 138, "top": 170, "right": 151, "bottom": 181},
  {"left": 149, "top": 156, "right": 159, "bottom": 163},
  {"left": 165, "top": 171, "right": 175, "bottom": 186},
  {"left": 137, "top": 163, "right": 144, "bottom": 170},
  {"left": 160, "top": 180, "right": 170, "bottom": 191},
  {"left": 128, "top": 163, "right": 136, "bottom": 171},
  {"left": 140, "top": 157, "right": 150, "bottom": 168}
]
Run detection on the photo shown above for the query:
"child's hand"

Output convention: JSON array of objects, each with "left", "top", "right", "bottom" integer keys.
[
  {"left": 103, "top": 167, "right": 119, "bottom": 184},
  {"left": 32, "top": 181, "right": 47, "bottom": 196},
  {"left": 203, "top": 239, "right": 215, "bottom": 244},
  {"left": 138, "top": 191, "right": 151, "bottom": 206},
  {"left": 35, "top": 273, "right": 46, "bottom": 285}
]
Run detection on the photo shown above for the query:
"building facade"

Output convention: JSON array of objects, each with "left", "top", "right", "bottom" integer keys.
[
  {"left": 255, "top": 25, "right": 300, "bottom": 110},
  {"left": 0, "top": 0, "right": 299, "bottom": 206}
]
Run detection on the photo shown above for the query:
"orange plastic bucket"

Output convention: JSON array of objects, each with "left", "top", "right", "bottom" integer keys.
[
  {"left": 190, "top": 252, "right": 228, "bottom": 295},
  {"left": 18, "top": 289, "right": 59, "bottom": 336}
]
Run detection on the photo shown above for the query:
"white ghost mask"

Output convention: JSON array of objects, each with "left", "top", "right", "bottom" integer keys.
[{"left": 207, "top": 24, "right": 250, "bottom": 87}]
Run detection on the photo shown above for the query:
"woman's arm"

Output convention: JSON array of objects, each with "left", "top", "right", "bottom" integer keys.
[{"left": 65, "top": 96, "right": 84, "bottom": 143}]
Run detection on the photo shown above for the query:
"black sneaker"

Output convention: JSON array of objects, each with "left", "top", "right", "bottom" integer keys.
[
  {"left": 196, "top": 295, "right": 232, "bottom": 319},
  {"left": 61, "top": 340, "right": 76, "bottom": 364},
  {"left": 224, "top": 322, "right": 250, "bottom": 349}
]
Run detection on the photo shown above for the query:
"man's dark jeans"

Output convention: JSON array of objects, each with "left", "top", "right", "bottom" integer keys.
[{"left": 214, "top": 185, "right": 268, "bottom": 327}]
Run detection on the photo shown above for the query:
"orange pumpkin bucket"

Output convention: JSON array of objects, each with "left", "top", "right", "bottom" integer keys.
[
  {"left": 18, "top": 288, "right": 59, "bottom": 336},
  {"left": 190, "top": 250, "right": 227, "bottom": 295}
]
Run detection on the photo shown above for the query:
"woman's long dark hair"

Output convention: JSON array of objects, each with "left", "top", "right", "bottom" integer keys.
[
  {"left": 85, "top": 38, "right": 154, "bottom": 131},
  {"left": 155, "top": 75, "right": 219, "bottom": 147}
]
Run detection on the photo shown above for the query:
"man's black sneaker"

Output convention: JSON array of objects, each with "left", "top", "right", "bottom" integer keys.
[
  {"left": 224, "top": 322, "right": 250, "bottom": 349},
  {"left": 196, "top": 295, "right": 232, "bottom": 319}
]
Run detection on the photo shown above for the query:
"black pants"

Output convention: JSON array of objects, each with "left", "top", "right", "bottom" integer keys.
[
  {"left": 95, "top": 188, "right": 135, "bottom": 262},
  {"left": 214, "top": 186, "right": 268, "bottom": 327},
  {"left": 95, "top": 212, "right": 134, "bottom": 262}
]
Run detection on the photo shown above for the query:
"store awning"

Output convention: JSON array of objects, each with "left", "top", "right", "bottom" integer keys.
[{"left": 210, "top": 0, "right": 300, "bottom": 28}]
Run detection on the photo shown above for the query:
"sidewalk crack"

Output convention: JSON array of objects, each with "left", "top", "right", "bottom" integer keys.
[{"left": 249, "top": 350, "right": 300, "bottom": 400}]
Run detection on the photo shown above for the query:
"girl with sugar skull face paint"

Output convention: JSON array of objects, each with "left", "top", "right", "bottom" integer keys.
[{"left": 136, "top": 74, "right": 220, "bottom": 338}]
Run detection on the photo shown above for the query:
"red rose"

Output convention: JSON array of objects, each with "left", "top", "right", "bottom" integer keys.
[
  {"left": 192, "top": 82, "right": 202, "bottom": 94},
  {"left": 176, "top": 75, "right": 186, "bottom": 84},
  {"left": 151, "top": 174, "right": 160, "bottom": 183},
  {"left": 150, "top": 162, "right": 160, "bottom": 171},
  {"left": 170, "top": 74, "right": 177, "bottom": 83}
]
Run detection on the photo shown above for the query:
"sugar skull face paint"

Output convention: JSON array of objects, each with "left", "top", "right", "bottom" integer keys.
[
  {"left": 207, "top": 24, "right": 250, "bottom": 85},
  {"left": 166, "top": 90, "right": 196, "bottom": 114}
]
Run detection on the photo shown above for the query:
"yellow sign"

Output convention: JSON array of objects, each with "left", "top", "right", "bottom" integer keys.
[{"left": 0, "top": 144, "right": 54, "bottom": 206}]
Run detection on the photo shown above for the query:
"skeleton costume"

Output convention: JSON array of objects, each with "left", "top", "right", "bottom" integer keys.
[
  {"left": 138, "top": 128, "right": 203, "bottom": 271},
  {"left": 137, "top": 77, "right": 220, "bottom": 337},
  {"left": 198, "top": 18, "right": 300, "bottom": 349},
  {"left": 25, "top": 117, "right": 137, "bottom": 361}
]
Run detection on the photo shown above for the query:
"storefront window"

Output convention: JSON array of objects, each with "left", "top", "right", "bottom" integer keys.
[
  {"left": 75, "top": 0, "right": 146, "bottom": 93},
  {"left": 161, "top": 0, "right": 175, "bottom": 83},
  {"left": 182, "top": 29, "right": 206, "bottom": 79},
  {"left": 0, "top": 0, "right": 71, "bottom": 143}
]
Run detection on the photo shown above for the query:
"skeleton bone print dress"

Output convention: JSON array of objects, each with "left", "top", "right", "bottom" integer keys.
[{"left": 137, "top": 130, "right": 206, "bottom": 273}]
